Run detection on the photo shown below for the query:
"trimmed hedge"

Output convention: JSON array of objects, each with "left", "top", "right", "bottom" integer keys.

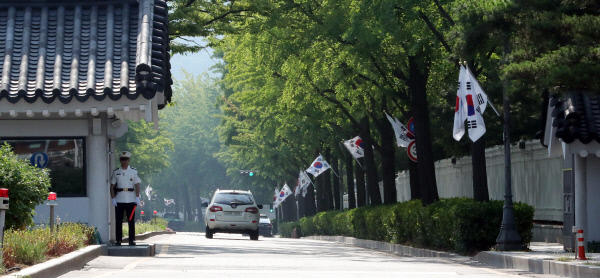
[{"left": 280, "top": 198, "right": 534, "bottom": 254}]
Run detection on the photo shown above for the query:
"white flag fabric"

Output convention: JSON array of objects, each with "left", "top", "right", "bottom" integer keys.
[
  {"left": 463, "top": 66, "right": 486, "bottom": 142},
  {"left": 453, "top": 65, "right": 467, "bottom": 141},
  {"left": 466, "top": 66, "right": 488, "bottom": 114},
  {"left": 164, "top": 198, "right": 175, "bottom": 206},
  {"left": 305, "top": 155, "right": 330, "bottom": 177},
  {"left": 343, "top": 136, "right": 365, "bottom": 158},
  {"left": 273, "top": 187, "right": 280, "bottom": 206},
  {"left": 384, "top": 112, "right": 414, "bottom": 147},
  {"left": 275, "top": 183, "right": 294, "bottom": 205},
  {"left": 145, "top": 185, "right": 152, "bottom": 201},
  {"left": 297, "top": 170, "right": 312, "bottom": 197}
]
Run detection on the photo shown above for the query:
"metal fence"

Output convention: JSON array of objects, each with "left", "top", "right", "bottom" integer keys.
[{"left": 395, "top": 140, "right": 563, "bottom": 222}]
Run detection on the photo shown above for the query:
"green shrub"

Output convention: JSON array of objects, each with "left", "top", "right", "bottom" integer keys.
[
  {"left": 280, "top": 221, "right": 301, "bottom": 238},
  {"left": 0, "top": 144, "right": 51, "bottom": 230},
  {"left": 281, "top": 198, "right": 535, "bottom": 254}
]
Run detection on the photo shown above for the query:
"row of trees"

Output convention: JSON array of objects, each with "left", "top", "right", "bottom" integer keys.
[{"left": 129, "top": 0, "right": 599, "bottom": 221}]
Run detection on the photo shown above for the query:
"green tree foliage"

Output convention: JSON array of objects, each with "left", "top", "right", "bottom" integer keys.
[
  {"left": 152, "top": 72, "right": 231, "bottom": 219},
  {"left": 0, "top": 144, "right": 50, "bottom": 230},
  {"left": 504, "top": 0, "right": 600, "bottom": 93},
  {"left": 116, "top": 120, "right": 174, "bottom": 182}
]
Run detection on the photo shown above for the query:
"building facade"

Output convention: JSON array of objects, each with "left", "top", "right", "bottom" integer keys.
[{"left": 0, "top": 0, "right": 172, "bottom": 242}]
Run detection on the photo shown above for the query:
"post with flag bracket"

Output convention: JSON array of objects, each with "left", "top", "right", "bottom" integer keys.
[
  {"left": 46, "top": 192, "right": 58, "bottom": 232},
  {"left": 0, "top": 188, "right": 9, "bottom": 262}
]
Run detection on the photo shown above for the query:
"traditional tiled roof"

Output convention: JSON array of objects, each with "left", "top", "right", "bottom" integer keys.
[
  {"left": 541, "top": 92, "right": 600, "bottom": 144},
  {"left": 0, "top": 0, "right": 171, "bottom": 107}
]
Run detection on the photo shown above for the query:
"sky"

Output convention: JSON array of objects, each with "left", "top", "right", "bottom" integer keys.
[{"left": 169, "top": 46, "right": 220, "bottom": 81}]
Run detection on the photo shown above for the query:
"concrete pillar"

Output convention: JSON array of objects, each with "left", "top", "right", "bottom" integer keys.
[
  {"left": 109, "top": 137, "right": 116, "bottom": 242},
  {"left": 574, "top": 154, "right": 587, "bottom": 238},
  {"left": 87, "top": 118, "right": 110, "bottom": 242}
]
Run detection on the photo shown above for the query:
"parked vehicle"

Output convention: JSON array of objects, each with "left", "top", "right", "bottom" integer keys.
[
  {"left": 163, "top": 212, "right": 184, "bottom": 231},
  {"left": 203, "top": 190, "right": 263, "bottom": 240},
  {"left": 258, "top": 214, "right": 273, "bottom": 237}
]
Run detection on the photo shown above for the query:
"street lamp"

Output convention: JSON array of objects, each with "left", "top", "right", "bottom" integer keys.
[{"left": 495, "top": 35, "right": 524, "bottom": 251}]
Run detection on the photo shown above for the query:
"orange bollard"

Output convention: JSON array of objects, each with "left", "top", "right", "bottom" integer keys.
[{"left": 577, "top": 229, "right": 587, "bottom": 260}]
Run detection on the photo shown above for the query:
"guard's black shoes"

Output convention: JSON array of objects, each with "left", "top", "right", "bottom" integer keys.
[
  {"left": 115, "top": 241, "right": 121, "bottom": 246},
  {"left": 129, "top": 241, "right": 136, "bottom": 246}
]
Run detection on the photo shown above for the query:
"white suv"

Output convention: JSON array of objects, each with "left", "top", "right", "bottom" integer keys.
[{"left": 203, "top": 190, "right": 263, "bottom": 240}]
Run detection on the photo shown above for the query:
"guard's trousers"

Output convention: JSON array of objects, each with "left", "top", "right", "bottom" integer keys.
[{"left": 115, "top": 202, "right": 136, "bottom": 243}]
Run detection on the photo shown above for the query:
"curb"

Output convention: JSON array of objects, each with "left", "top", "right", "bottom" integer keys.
[
  {"left": 475, "top": 251, "right": 600, "bottom": 278},
  {"left": 304, "top": 236, "right": 457, "bottom": 258},
  {"left": 306, "top": 235, "right": 600, "bottom": 278},
  {"left": 4, "top": 231, "right": 174, "bottom": 278},
  {"left": 122, "top": 230, "right": 175, "bottom": 242},
  {"left": 3, "top": 245, "right": 104, "bottom": 278}
]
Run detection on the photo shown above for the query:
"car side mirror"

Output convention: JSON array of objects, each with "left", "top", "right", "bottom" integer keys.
[
  {"left": 201, "top": 202, "right": 208, "bottom": 207},
  {"left": 257, "top": 204, "right": 263, "bottom": 209}
]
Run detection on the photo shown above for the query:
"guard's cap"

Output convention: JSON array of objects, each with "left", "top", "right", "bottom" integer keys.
[{"left": 119, "top": 151, "right": 131, "bottom": 158}]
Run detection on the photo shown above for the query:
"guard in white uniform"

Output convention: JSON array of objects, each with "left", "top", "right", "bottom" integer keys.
[{"left": 110, "top": 151, "right": 141, "bottom": 246}]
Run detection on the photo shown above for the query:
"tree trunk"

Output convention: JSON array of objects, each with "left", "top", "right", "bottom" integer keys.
[
  {"left": 332, "top": 156, "right": 341, "bottom": 210},
  {"left": 316, "top": 175, "right": 325, "bottom": 212},
  {"left": 323, "top": 169, "right": 333, "bottom": 211},
  {"left": 297, "top": 194, "right": 305, "bottom": 219},
  {"left": 283, "top": 192, "right": 296, "bottom": 221},
  {"left": 346, "top": 153, "right": 356, "bottom": 209},
  {"left": 472, "top": 135, "right": 490, "bottom": 201},
  {"left": 304, "top": 183, "right": 317, "bottom": 216},
  {"left": 409, "top": 159, "right": 421, "bottom": 200},
  {"left": 183, "top": 185, "right": 192, "bottom": 221},
  {"left": 408, "top": 54, "right": 439, "bottom": 206},
  {"left": 323, "top": 150, "right": 334, "bottom": 210},
  {"left": 362, "top": 132, "right": 382, "bottom": 205},
  {"left": 378, "top": 102, "right": 397, "bottom": 204},
  {"left": 355, "top": 158, "right": 367, "bottom": 207}
]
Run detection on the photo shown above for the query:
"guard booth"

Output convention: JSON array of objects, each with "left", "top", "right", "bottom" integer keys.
[
  {"left": 0, "top": 0, "right": 172, "bottom": 243},
  {"left": 541, "top": 91, "right": 600, "bottom": 251}
]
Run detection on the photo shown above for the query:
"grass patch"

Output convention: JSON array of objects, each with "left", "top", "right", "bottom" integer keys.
[
  {"left": 2, "top": 223, "right": 95, "bottom": 270},
  {"left": 556, "top": 256, "right": 575, "bottom": 262},
  {"left": 123, "top": 218, "right": 168, "bottom": 235}
]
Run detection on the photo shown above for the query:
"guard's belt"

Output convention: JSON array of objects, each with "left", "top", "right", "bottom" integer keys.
[{"left": 116, "top": 188, "right": 135, "bottom": 192}]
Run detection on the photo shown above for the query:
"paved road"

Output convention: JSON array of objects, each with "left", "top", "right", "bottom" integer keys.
[{"left": 58, "top": 233, "right": 564, "bottom": 278}]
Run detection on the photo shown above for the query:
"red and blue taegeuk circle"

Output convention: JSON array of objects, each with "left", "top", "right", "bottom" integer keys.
[
  {"left": 354, "top": 139, "right": 364, "bottom": 149},
  {"left": 313, "top": 162, "right": 323, "bottom": 168}
]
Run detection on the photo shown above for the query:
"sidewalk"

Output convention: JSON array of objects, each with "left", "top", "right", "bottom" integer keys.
[
  {"left": 476, "top": 242, "right": 600, "bottom": 278},
  {"left": 305, "top": 236, "right": 600, "bottom": 278}
]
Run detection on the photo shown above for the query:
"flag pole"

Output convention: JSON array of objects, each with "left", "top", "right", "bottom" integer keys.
[
  {"left": 319, "top": 153, "right": 339, "bottom": 177},
  {"left": 339, "top": 141, "right": 364, "bottom": 170},
  {"left": 465, "top": 64, "right": 501, "bottom": 117},
  {"left": 302, "top": 169, "right": 316, "bottom": 187}
]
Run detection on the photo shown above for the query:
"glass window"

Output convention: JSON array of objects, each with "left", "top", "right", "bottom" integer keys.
[
  {"left": 1, "top": 138, "right": 86, "bottom": 197},
  {"left": 213, "top": 193, "right": 254, "bottom": 205}
]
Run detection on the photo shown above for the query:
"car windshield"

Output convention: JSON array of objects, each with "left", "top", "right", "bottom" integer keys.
[{"left": 213, "top": 193, "right": 254, "bottom": 205}]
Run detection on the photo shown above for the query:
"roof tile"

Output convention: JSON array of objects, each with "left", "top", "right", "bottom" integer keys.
[{"left": 0, "top": 0, "right": 171, "bottom": 106}]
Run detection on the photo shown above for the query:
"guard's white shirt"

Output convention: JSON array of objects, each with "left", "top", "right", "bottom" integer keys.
[{"left": 111, "top": 166, "right": 141, "bottom": 203}]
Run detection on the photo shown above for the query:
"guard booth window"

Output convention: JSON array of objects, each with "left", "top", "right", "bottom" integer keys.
[{"left": 1, "top": 138, "right": 86, "bottom": 197}]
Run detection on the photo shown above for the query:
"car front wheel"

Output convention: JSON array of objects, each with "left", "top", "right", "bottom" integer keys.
[{"left": 205, "top": 225, "right": 213, "bottom": 239}]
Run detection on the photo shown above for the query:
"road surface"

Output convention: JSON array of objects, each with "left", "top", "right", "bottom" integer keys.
[{"left": 58, "top": 233, "right": 564, "bottom": 278}]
